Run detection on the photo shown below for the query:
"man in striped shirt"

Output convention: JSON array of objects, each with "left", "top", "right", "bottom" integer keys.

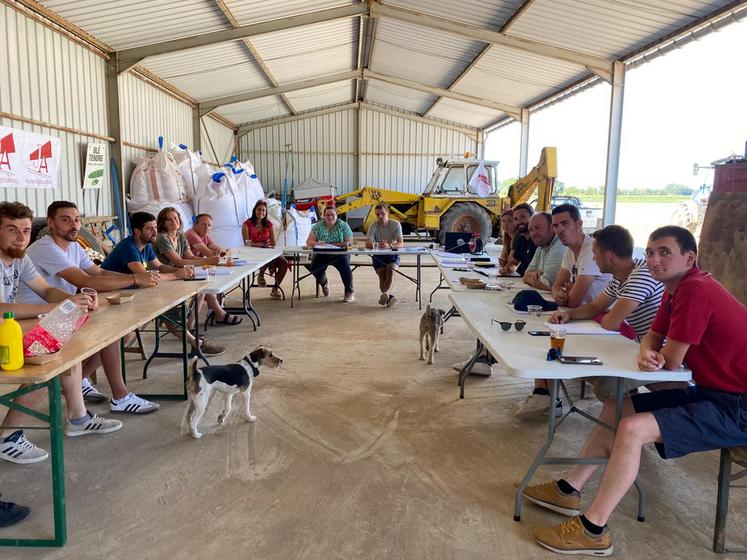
[{"left": 549, "top": 225, "right": 665, "bottom": 399}]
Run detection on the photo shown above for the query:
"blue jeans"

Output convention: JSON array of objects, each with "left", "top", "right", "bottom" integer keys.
[{"left": 310, "top": 254, "right": 354, "bottom": 294}]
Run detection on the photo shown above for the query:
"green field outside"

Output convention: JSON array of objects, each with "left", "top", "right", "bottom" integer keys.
[{"left": 579, "top": 195, "right": 689, "bottom": 203}]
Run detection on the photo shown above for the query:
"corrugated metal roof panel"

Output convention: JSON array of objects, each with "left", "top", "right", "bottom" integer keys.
[
  {"left": 250, "top": 18, "right": 356, "bottom": 83},
  {"left": 40, "top": 0, "right": 229, "bottom": 50},
  {"left": 225, "top": 0, "right": 356, "bottom": 26},
  {"left": 140, "top": 41, "right": 271, "bottom": 101},
  {"left": 217, "top": 96, "right": 290, "bottom": 125},
  {"left": 284, "top": 80, "right": 354, "bottom": 112},
  {"left": 507, "top": 0, "right": 730, "bottom": 60},
  {"left": 370, "top": 17, "right": 484, "bottom": 88},
  {"left": 452, "top": 45, "right": 587, "bottom": 107},
  {"left": 382, "top": 0, "right": 524, "bottom": 29},
  {"left": 428, "top": 97, "right": 504, "bottom": 129},
  {"left": 365, "top": 81, "right": 437, "bottom": 114}
]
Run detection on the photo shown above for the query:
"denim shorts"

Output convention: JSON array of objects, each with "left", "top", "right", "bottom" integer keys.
[
  {"left": 632, "top": 385, "right": 747, "bottom": 459},
  {"left": 372, "top": 254, "right": 400, "bottom": 270}
]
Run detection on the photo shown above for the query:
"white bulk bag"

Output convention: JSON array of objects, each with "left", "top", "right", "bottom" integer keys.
[
  {"left": 266, "top": 198, "right": 283, "bottom": 234},
  {"left": 129, "top": 150, "right": 187, "bottom": 204},
  {"left": 277, "top": 206, "right": 314, "bottom": 248},
  {"left": 194, "top": 172, "right": 243, "bottom": 249},
  {"left": 168, "top": 144, "right": 211, "bottom": 202}
]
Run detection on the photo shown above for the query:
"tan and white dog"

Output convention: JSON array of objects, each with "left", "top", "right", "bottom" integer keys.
[
  {"left": 186, "top": 346, "right": 283, "bottom": 439},
  {"left": 419, "top": 305, "right": 445, "bottom": 365}
]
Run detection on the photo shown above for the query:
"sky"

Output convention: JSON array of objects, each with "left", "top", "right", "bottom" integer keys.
[{"left": 484, "top": 16, "right": 747, "bottom": 190}]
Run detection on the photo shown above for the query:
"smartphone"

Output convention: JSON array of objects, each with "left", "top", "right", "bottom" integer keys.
[
  {"left": 558, "top": 356, "right": 603, "bottom": 365},
  {"left": 528, "top": 331, "right": 551, "bottom": 336}
]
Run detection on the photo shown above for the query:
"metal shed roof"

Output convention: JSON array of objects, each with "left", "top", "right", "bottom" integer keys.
[{"left": 35, "top": 0, "right": 747, "bottom": 131}]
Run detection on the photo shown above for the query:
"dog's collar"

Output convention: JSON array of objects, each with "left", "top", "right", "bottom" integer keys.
[{"left": 241, "top": 355, "right": 260, "bottom": 377}]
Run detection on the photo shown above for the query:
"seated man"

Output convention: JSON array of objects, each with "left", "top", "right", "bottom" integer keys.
[
  {"left": 516, "top": 204, "right": 612, "bottom": 418},
  {"left": 185, "top": 213, "right": 226, "bottom": 258},
  {"left": 306, "top": 206, "right": 355, "bottom": 303},
  {"left": 522, "top": 212, "right": 565, "bottom": 291},
  {"left": 549, "top": 225, "right": 665, "bottom": 399},
  {"left": 366, "top": 204, "right": 404, "bottom": 307},
  {"left": 550, "top": 203, "right": 611, "bottom": 308},
  {"left": 101, "top": 212, "right": 225, "bottom": 357},
  {"left": 500, "top": 203, "right": 535, "bottom": 276},
  {"left": 527, "top": 226, "right": 747, "bottom": 556},
  {"left": 20, "top": 201, "right": 160, "bottom": 411},
  {"left": 0, "top": 202, "right": 121, "bottom": 465}
]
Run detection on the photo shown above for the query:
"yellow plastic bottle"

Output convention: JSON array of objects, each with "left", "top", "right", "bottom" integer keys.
[{"left": 0, "top": 312, "right": 24, "bottom": 371}]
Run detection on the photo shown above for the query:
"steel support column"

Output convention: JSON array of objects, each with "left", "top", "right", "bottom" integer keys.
[
  {"left": 192, "top": 106, "right": 201, "bottom": 152},
  {"left": 356, "top": 104, "right": 363, "bottom": 189},
  {"left": 519, "top": 108, "right": 530, "bottom": 176},
  {"left": 603, "top": 61, "right": 626, "bottom": 226},
  {"left": 105, "top": 55, "right": 125, "bottom": 230}
]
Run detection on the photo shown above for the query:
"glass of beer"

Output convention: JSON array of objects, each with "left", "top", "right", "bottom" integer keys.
[{"left": 550, "top": 325, "right": 566, "bottom": 352}]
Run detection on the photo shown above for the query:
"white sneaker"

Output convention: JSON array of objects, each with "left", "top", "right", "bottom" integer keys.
[
  {"left": 110, "top": 393, "right": 160, "bottom": 414},
  {"left": 386, "top": 294, "right": 398, "bottom": 308},
  {"left": 81, "top": 377, "right": 108, "bottom": 403},
  {"left": 343, "top": 292, "right": 355, "bottom": 303},
  {"left": 0, "top": 431, "right": 48, "bottom": 464},
  {"left": 65, "top": 412, "right": 123, "bottom": 437},
  {"left": 452, "top": 360, "right": 469, "bottom": 372},
  {"left": 515, "top": 393, "right": 552, "bottom": 417},
  {"left": 452, "top": 359, "right": 492, "bottom": 376}
]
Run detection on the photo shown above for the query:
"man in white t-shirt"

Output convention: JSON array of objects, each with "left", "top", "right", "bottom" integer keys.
[
  {"left": 20, "top": 201, "right": 159, "bottom": 414},
  {"left": 0, "top": 202, "right": 122, "bottom": 466},
  {"left": 550, "top": 204, "right": 611, "bottom": 308},
  {"left": 516, "top": 204, "right": 612, "bottom": 418}
]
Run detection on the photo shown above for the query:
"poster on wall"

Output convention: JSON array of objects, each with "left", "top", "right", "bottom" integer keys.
[
  {"left": 0, "top": 126, "right": 61, "bottom": 189},
  {"left": 82, "top": 142, "right": 106, "bottom": 189}
]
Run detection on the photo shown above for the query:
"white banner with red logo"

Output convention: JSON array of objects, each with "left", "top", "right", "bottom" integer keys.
[
  {"left": 468, "top": 160, "right": 491, "bottom": 197},
  {"left": 0, "top": 126, "right": 61, "bottom": 189}
]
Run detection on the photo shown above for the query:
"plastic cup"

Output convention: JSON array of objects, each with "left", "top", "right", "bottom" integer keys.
[
  {"left": 527, "top": 304, "right": 543, "bottom": 318},
  {"left": 549, "top": 325, "right": 566, "bottom": 352}
]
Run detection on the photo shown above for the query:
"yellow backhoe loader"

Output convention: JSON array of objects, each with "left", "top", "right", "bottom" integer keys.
[{"left": 318, "top": 147, "right": 557, "bottom": 242}]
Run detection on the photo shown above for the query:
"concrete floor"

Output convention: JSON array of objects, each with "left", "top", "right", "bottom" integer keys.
[{"left": 2, "top": 264, "right": 745, "bottom": 559}]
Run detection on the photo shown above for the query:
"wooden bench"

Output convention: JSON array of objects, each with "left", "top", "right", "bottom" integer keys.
[{"left": 714, "top": 445, "right": 747, "bottom": 553}]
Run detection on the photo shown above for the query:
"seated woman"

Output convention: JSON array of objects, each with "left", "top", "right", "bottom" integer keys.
[
  {"left": 155, "top": 207, "right": 242, "bottom": 326},
  {"left": 241, "top": 200, "right": 288, "bottom": 300},
  {"left": 305, "top": 205, "right": 355, "bottom": 303}
]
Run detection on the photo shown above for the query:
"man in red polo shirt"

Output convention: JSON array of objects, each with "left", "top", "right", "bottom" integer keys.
[{"left": 526, "top": 225, "right": 747, "bottom": 556}]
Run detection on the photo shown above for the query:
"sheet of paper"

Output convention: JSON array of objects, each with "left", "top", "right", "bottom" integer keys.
[{"left": 543, "top": 320, "right": 619, "bottom": 335}]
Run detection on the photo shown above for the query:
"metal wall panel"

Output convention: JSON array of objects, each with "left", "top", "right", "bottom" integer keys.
[
  {"left": 239, "top": 109, "right": 356, "bottom": 195},
  {"left": 201, "top": 117, "right": 236, "bottom": 165},
  {"left": 0, "top": 4, "right": 112, "bottom": 218},
  {"left": 118, "top": 73, "right": 193, "bottom": 187},
  {"left": 361, "top": 108, "right": 477, "bottom": 193},
  {"left": 238, "top": 106, "right": 477, "bottom": 199}
]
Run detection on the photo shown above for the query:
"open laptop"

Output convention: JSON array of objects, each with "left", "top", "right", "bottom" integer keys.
[{"left": 444, "top": 232, "right": 473, "bottom": 254}]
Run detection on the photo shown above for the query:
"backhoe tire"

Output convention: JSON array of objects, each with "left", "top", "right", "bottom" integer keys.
[{"left": 439, "top": 203, "right": 493, "bottom": 245}]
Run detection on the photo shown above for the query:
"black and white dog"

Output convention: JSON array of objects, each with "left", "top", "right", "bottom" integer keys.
[{"left": 186, "top": 346, "right": 283, "bottom": 439}]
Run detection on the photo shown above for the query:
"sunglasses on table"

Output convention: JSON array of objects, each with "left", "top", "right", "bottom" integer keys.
[{"left": 491, "top": 319, "right": 527, "bottom": 332}]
